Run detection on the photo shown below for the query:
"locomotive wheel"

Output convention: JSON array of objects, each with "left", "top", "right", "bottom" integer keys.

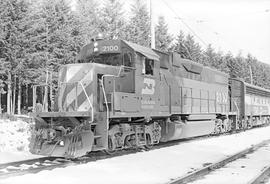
[
  {"left": 144, "top": 134, "right": 153, "bottom": 150},
  {"left": 104, "top": 136, "right": 116, "bottom": 155}
]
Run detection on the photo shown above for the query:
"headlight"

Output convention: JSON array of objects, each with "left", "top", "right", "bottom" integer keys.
[
  {"left": 59, "top": 140, "right": 64, "bottom": 146},
  {"left": 94, "top": 47, "right": 98, "bottom": 52}
]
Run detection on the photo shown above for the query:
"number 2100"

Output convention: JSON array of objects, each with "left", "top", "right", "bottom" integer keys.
[{"left": 102, "top": 45, "right": 119, "bottom": 52}]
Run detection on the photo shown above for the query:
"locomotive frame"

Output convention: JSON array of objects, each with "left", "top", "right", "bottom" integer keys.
[{"left": 29, "top": 39, "right": 270, "bottom": 158}]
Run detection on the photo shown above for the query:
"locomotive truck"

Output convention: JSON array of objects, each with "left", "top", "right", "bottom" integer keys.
[{"left": 29, "top": 38, "right": 270, "bottom": 158}]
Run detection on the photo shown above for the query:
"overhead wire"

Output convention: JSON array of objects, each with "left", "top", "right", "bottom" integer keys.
[
  {"left": 160, "top": 0, "right": 208, "bottom": 47},
  {"left": 159, "top": 1, "right": 270, "bottom": 49}
]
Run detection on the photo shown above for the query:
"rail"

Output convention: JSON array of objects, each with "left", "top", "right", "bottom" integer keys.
[
  {"left": 168, "top": 139, "right": 270, "bottom": 184},
  {"left": 248, "top": 165, "right": 270, "bottom": 184}
]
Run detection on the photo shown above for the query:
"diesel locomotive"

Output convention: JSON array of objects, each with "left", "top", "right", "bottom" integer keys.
[{"left": 29, "top": 38, "right": 270, "bottom": 158}]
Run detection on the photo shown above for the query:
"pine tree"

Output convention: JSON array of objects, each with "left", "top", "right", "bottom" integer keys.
[
  {"left": 173, "top": 31, "right": 189, "bottom": 58},
  {"left": 226, "top": 52, "right": 241, "bottom": 78},
  {"left": 203, "top": 44, "right": 229, "bottom": 73},
  {"left": 203, "top": 44, "right": 215, "bottom": 66},
  {"left": 184, "top": 34, "right": 203, "bottom": 63},
  {"left": 76, "top": 0, "right": 101, "bottom": 44},
  {"left": 124, "top": 0, "right": 150, "bottom": 47},
  {"left": 173, "top": 32, "right": 203, "bottom": 63},
  {"left": 246, "top": 54, "right": 265, "bottom": 87},
  {"left": 26, "top": 0, "right": 82, "bottom": 84},
  {"left": 234, "top": 53, "right": 250, "bottom": 82},
  {"left": 262, "top": 63, "right": 270, "bottom": 89},
  {"left": 0, "top": 0, "right": 31, "bottom": 114},
  {"left": 99, "top": 0, "right": 125, "bottom": 39},
  {"left": 155, "top": 16, "right": 173, "bottom": 51}
]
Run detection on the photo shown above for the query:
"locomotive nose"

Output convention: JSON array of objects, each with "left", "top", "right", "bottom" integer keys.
[{"left": 58, "top": 64, "right": 94, "bottom": 113}]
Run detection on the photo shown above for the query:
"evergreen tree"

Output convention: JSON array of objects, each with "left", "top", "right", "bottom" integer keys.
[
  {"left": 76, "top": 0, "right": 101, "bottom": 44},
  {"left": 184, "top": 34, "right": 203, "bottom": 63},
  {"left": 155, "top": 16, "right": 173, "bottom": 51},
  {"left": 99, "top": 0, "right": 125, "bottom": 39},
  {"left": 0, "top": 0, "right": 31, "bottom": 114},
  {"left": 203, "top": 44, "right": 215, "bottom": 66},
  {"left": 246, "top": 53, "right": 265, "bottom": 87},
  {"left": 261, "top": 63, "right": 270, "bottom": 89},
  {"left": 173, "top": 32, "right": 202, "bottom": 63},
  {"left": 203, "top": 44, "right": 229, "bottom": 72},
  {"left": 26, "top": 0, "right": 82, "bottom": 84},
  {"left": 124, "top": 0, "right": 150, "bottom": 47},
  {"left": 226, "top": 52, "right": 240, "bottom": 78},
  {"left": 173, "top": 31, "right": 190, "bottom": 58}
]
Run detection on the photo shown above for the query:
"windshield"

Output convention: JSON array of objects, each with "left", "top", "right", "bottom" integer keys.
[{"left": 88, "top": 53, "right": 122, "bottom": 66}]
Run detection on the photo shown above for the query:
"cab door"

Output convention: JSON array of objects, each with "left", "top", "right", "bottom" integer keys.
[{"left": 136, "top": 54, "right": 160, "bottom": 114}]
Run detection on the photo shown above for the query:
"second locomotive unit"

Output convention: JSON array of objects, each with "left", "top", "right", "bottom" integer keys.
[{"left": 29, "top": 38, "right": 270, "bottom": 158}]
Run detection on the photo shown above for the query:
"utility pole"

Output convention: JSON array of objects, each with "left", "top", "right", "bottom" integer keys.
[
  {"left": 150, "top": 0, "right": 155, "bottom": 49},
  {"left": 249, "top": 65, "right": 253, "bottom": 85}
]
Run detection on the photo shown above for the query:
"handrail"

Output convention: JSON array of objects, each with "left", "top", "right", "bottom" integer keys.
[
  {"left": 233, "top": 100, "right": 240, "bottom": 129},
  {"left": 101, "top": 65, "right": 126, "bottom": 130},
  {"left": 233, "top": 100, "right": 240, "bottom": 117},
  {"left": 79, "top": 81, "right": 94, "bottom": 123}
]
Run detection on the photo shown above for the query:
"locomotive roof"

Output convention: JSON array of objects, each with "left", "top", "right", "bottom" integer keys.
[
  {"left": 123, "top": 40, "right": 160, "bottom": 61},
  {"left": 244, "top": 81, "right": 270, "bottom": 95},
  {"left": 77, "top": 39, "right": 160, "bottom": 62},
  {"left": 231, "top": 78, "right": 270, "bottom": 96},
  {"left": 77, "top": 39, "right": 227, "bottom": 79}
]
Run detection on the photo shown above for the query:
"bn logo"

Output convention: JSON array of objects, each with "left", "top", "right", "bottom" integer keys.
[{"left": 142, "top": 78, "right": 155, "bottom": 95}]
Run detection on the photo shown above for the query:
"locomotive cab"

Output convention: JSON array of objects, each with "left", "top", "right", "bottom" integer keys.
[{"left": 77, "top": 39, "right": 161, "bottom": 115}]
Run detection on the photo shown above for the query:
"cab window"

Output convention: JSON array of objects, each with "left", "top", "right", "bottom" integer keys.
[
  {"left": 142, "top": 58, "right": 154, "bottom": 75},
  {"left": 123, "top": 52, "right": 132, "bottom": 67}
]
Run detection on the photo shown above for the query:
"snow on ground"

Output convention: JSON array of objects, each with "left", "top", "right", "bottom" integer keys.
[
  {"left": 0, "top": 118, "right": 40, "bottom": 163},
  {"left": 190, "top": 143, "right": 270, "bottom": 184},
  {"left": 1, "top": 126, "right": 270, "bottom": 184}
]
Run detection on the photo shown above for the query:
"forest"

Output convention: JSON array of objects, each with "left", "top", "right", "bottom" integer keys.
[{"left": 1, "top": 0, "right": 270, "bottom": 115}]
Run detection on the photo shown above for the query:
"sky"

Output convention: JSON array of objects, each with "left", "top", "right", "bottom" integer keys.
[
  {"left": 71, "top": 0, "right": 270, "bottom": 64},
  {"left": 129, "top": 0, "right": 270, "bottom": 64}
]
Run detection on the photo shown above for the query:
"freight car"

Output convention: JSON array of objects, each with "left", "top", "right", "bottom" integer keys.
[
  {"left": 29, "top": 38, "right": 270, "bottom": 158},
  {"left": 230, "top": 78, "right": 270, "bottom": 128}
]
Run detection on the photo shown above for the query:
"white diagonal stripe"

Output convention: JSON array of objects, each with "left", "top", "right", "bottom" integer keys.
[
  {"left": 77, "top": 94, "right": 93, "bottom": 111},
  {"left": 66, "top": 65, "right": 83, "bottom": 82}
]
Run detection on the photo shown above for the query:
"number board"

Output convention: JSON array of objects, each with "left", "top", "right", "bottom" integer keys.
[{"left": 98, "top": 40, "right": 121, "bottom": 53}]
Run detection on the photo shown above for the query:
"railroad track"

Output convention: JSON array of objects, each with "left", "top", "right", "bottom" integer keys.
[
  {"left": 0, "top": 138, "right": 218, "bottom": 179},
  {"left": 248, "top": 165, "right": 270, "bottom": 184},
  {"left": 0, "top": 125, "right": 268, "bottom": 180},
  {"left": 0, "top": 157, "right": 72, "bottom": 179},
  {"left": 168, "top": 139, "right": 270, "bottom": 184},
  {"left": 0, "top": 147, "right": 148, "bottom": 180}
]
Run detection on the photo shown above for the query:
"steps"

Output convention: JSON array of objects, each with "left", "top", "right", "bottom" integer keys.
[
  {"left": 90, "top": 122, "right": 107, "bottom": 151},
  {"left": 134, "top": 125, "right": 147, "bottom": 146}
]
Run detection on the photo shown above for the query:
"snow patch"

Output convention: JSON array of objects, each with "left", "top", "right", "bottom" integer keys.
[
  {"left": 0, "top": 118, "right": 31, "bottom": 153},
  {"left": 1, "top": 124, "right": 270, "bottom": 184}
]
